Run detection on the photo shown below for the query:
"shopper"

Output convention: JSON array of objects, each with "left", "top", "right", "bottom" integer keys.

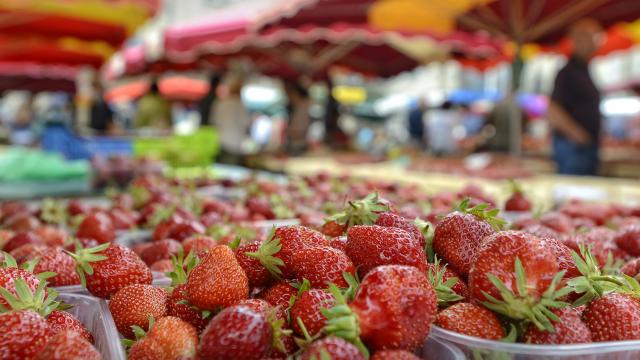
[
  {"left": 284, "top": 80, "right": 311, "bottom": 155},
  {"left": 548, "top": 19, "right": 602, "bottom": 176},
  {"left": 198, "top": 73, "right": 222, "bottom": 126},
  {"left": 89, "top": 81, "right": 114, "bottom": 135},
  {"left": 134, "top": 78, "right": 172, "bottom": 130}
]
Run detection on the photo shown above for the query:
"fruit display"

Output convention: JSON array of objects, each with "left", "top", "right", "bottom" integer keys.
[{"left": 1, "top": 169, "right": 640, "bottom": 359}]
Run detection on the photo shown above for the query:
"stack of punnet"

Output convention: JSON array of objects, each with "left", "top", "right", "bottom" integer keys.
[{"left": 1, "top": 171, "right": 640, "bottom": 359}]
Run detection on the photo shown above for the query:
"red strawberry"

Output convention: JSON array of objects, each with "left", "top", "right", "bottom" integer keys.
[
  {"left": 70, "top": 243, "right": 152, "bottom": 299},
  {"left": 33, "top": 226, "right": 67, "bottom": 247},
  {"left": 150, "top": 259, "right": 174, "bottom": 272},
  {"left": 346, "top": 225, "right": 427, "bottom": 277},
  {"left": 523, "top": 307, "right": 591, "bottom": 344},
  {"left": 67, "top": 200, "right": 90, "bottom": 217},
  {"left": 301, "top": 336, "right": 365, "bottom": 360},
  {"left": 258, "top": 282, "right": 298, "bottom": 309},
  {"left": 167, "top": 221, "right": 206, "bottom": 242},
  {"left": 0, "top": 310, "right": 50, "bottom": 360},
  {"left": 109, "top": 284, "right": 167, "bottom": 338},
  {"left": 167, "top": 283, "right": 210, "bottom": 334},
  {"left": 140, "top": 239, "right": 182, "bottom": 266},
  {"left": 46, "top": 311, "right": 93, "bottom": 343},
  {"left": 435, "top": 302, "right": 504, "bottom": 340},
  {"left": 289, "top": 246, "right": 355, "bottom": 288},
  {"left": 291, "top": 289, "right": 335, "bottom": 337},
  {"left": 10, "top": 243, "right": 48, "bottom": 264},
  {"left": 128, "top": 316, "right": 198, "bottom": 360},
  {"left": 375, "top": 212, "right": 425, "bottom": 247},
  {"left": 583, "top": 292, "right": 640, "bottom": 341},
  {"left": 522, "top": 224, "right": 560, "bottom": 240},
  {"left": 0, "top": 265, "right": 42, "bottom": 310},
  {"left": 186, "top": 245, "right": 249, "bottom": 310},
  {"left": 622, "top": 258, "right": 640, "bottom": 277},
  {"left": 31, "top": 247, "right": 80, "bottom": 287},
  {"left": 4, "top": 232, "right": 43, "bottom": 253},
  {"left": 615, "top": 225, "right": 640, "bottom": 257},
  {"left": 4, "top": 213, "right": 41, "bottom": 232},
  {"left": 371, "top": 350, "right": 420, "bottom": 360},
  {"left": 326, "top": 265, "right": 437, "bottom": 352},
  {"left": 539, "top": 236, "right": 580, "bottom": 279},
  {"left": 329, "top": 236, "right": 348, "bottom": 252},
  {"left": 432, "top": 201, "right": 499, "bottom": 277},
  {"left": 34, "top": 330, "right": 101, "bottom": 360},
  {"left": 198, "top": 305, "right": 272, "bottom": 360},
  {"left": 107, "top": 207, "right": 137, "bottom": 231},
  {"left": 540, "top": 212, "right": 573, "bottom": 234},
  {"left": 76, "top": 212, "right": 115, "bottom": 244},
  {"left": 182, "top": 235, "right": 216, "bottom": 257},
  {"left": 504, "top": 181, "right": 531, "bottom": 212},
  {"left": 322, "top": 220, "right": 346, "bottom": 237},
  {"left": 236, "top": 243, "right": 272, "bottom": 288},
  {"left": 468, "top": 231, "right": 567, "bottom": 332}
]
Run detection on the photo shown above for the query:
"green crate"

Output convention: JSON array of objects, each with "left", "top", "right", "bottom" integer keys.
[{"left": 132, "top": 127, "right": 219, "bottom": 167}]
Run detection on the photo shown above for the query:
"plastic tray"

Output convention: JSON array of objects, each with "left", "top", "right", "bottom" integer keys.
[
  {"left": 429, "top": 325, "right": 640, "bottom": 359},
  {"left": 59, "top": 293, "right": 125, "bottom": 360},
  {"left": 55, "top": 272, "right": 168, "bottom": 294}
]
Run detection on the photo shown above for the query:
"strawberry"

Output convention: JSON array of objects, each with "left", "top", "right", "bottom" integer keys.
[
  {"left": 539, "top": 236, "right": 580, "bottom": 279},
  {"left": 236, "top": 243, "right": 272, "bottom": 288},
  {"left": 289, "top": 246, "right": 355, "bottom": 288},
  {"left": 167, "top": 283, "right": 210, "bottom": 333},
  {"left": 33, "top": 226, "right": 67, "bottom": 247},
  {"left": 109, "top": 284, "right": 168, "bottom": 338},
  {"left": 329, "top": 236, "right": 348, "bottom": 252},
  {"left": 371, "top": 350, "right": 421, "bottom": 360},
  {"left": 622, "top": 258, "right": 640, "bottom": 277},
  {"left": 0, "top": 259, "right": 44, "bottom": 310},
  {"left": 375, "top": 211, "right": 425, "bottom": 247},
  {"left": 615, "top": 225, "right": 640, "bottom": 257},
  {"left": 167, "top": 221, "right": 206, "bottom": 242},
  {"left": 128, "top": 316, "right": 198, "bottom": 360},
  {"left": 432, "top": 200, "right": 501, "bottom": 277},
  {"left": 246, "top": 226, "right": 328, "bottom": 279},
  {"left": 539, "top": 212, "right": 573, "bottom": 234},
  {"left": 70, "top": 243, "right": 152, "bottom": 298},
  {"left": 522, "top": 224, "right": 560, "bottom": 240},
  {"left": 434, "top": 302, "right": 504, "bottom": 340},
  {"left": 258, "top": 281, "right": 298, "bottom": 309},
  {"left": 324, "top": 265, "right": 437, "bottom": 353},
  {"left": 583, "top": 292, "right": 640, "bottom": 341},
  {"left": 237, "top": 298, "right": 292, "bottom": 355},
  {"left": 291, "top": 288, "right": 335, "bottom": 337},
  {"left": 46, "top": 310, "right": 93, "bottom": 343},
  {"left": 346, "top": 225, "right": 427, "bottom": 277},
  {"left": 468, "top": 231, "right": 569, "bottom": 332},
  {"left": 34, "top": 330, "right": 101, "bottom": 360},
  {"left": 76, "top": 212, "right": 115, "bottom": 244},
  {"left": 107, "top": 207, "right": 137, "bottom": 230},
  {"left": 4, "top": 232, "right": 43, "bottom": 253},
  {"left": 131, "top": 242, "right": 153, "bottom": 257},
  {"left": 198, "top": 305, "right": 272, "bottom": 360},
  {"left": 140, "top": 239, "right": 182, "bottom": 266},
  {"left": 322, "top": 220, "right": 346, "bottom": 237},
  {"left": 324, "top": 193, "right": 390, "bottom": 232},
  {"left": 301, "top": 336, "right": 365, "bottom": 360},
  {"left": 504, "top": 180, "right": 531, "bottom": 212},
  {"left": 31, "top": 247, "right": 80, "bottom": 287},
  {"left": 186, "top": 245, "right": 249, "bottom": 310},
  {"left": 8, "top": 243, "right": 47, "bottom": 264},
  {"left": 182, "top": 235, "right": 216, "bottom": 257},
  {"left": 0, "top": 310, "right": 50, "bottom": 360},
  {"left": 150, "top": 259, "right": 174, "bottom": 272},
  {"left": 426, "top": 258, "right": 467, "bottom": 307},
  {"left": 67, "top": 199, "right": 90, "bottom": 217},
  {"left": 4, "top": 213, "right": 41, "bottom": 232},
  {"left": 523, "top": 307, "right": 591, "bottom": 344}
]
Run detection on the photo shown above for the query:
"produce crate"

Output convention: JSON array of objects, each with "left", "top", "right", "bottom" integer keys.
[
  {"left": 429, "top": 325, "right": 640, "bottom": 359},
  {"left": 41, "top": 124, "right": 132, "bottom": 160},
  {"left": 58, "top": 293, "right": 125, "bottom": 360},
  {"left": 133, "top": 127, "right": 219, "bottom": 167}
]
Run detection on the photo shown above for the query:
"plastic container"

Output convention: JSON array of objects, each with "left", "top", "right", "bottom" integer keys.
[
  {"left": 429, "top": 325, "right": 640, "bottom": 360},
  {"left": 133, "top": 127, "right": 219, "bottom": 167},
  {"left": 41, "top": 124, "right": 132, "bottom": 160},
  {"left": 55, "top": 271, "right": 168, "bottom": 294},
  {"left": 58, "top": 293, "right": 125, "bottom": 360}
]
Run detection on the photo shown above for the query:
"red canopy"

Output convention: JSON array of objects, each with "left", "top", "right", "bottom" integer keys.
[{"left": 0, "top": 62, "right": 78, "bottom": 92}]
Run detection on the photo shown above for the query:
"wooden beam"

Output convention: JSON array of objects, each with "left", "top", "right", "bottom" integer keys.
[
  {"left": 458, "top": 13, "right": 507, "bottom": 37},
  {"left": 525, "top": 0, "right": 609, "bottom": 41},
  {"left": 524, "top": 0, "right": 548, "bottom": 28}
]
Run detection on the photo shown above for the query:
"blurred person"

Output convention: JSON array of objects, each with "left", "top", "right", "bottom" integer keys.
[
  {"left": 284, "top": 80, "right": 311, "bottom": 155},
  {"left": 198, "top": 73, "right": 222, "bottom": 126},
  {"left": 9, "top": 101, "right": 35, "bottom": 146},
  {"left": 408, "top": 97, "right": 427, "bottom": 149},
  {"left": 484, "top": 91, "right": 524, "bottom": 153},
  {"left": 427, "top": 101, "right": 459, "bottom": 155},
  {"left": 548, "top": 19, "right": 602, "bottom": 175},
  {"left": 210, "top": 75, "right": 253, "bottom": 164},
  {"left": 134, "top": 78, "right": 172, "bottom": 130},
  {"left": 89, "top": 81, "right": 115, "bottom": 134}
]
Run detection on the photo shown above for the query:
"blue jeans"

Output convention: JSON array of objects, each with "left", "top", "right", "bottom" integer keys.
[{"left": 552, "top": 134, "right": 599, "bottom": 176}]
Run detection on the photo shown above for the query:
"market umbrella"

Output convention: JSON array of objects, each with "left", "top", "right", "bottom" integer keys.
[
  {"left": 0, "top": 62, "right": 78, "bottom": 92},
  {"left": 105, "top": 76, "right": 210, "bottom": 102}
]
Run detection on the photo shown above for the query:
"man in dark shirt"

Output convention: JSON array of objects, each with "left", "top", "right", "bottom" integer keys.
[{"left": 548, "top": 20, "right": 602, "bottom": 176}]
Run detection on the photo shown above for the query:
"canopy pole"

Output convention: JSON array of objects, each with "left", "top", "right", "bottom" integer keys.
[{"left": 509, "top": 43, "right": 524, "bottom": 156}]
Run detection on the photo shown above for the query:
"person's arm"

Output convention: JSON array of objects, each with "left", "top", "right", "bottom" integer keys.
[{"left": 547, "top": 101, "right": 591, "bottom": 144}]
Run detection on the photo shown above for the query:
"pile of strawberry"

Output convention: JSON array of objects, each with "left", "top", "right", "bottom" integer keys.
[{"left": 0, "top": 254, "right": 102, "bottom": 360}]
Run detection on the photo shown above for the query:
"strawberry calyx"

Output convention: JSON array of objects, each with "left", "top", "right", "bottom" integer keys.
[
  {"left": 456, "top": 198, "right": 506, "bottom": 231},
  {"left": 321, "top": 284, "right": 369, "bottom": 359},
  {"left": 288, "top": 279, "right": 312, "bottom": 317},
  {"left": 266, "top": 306, "right": 292, "bottom": 353},
  {"left": 166, "top": 249, "right": 199, "bottom": 288},
  {"left": 415, "top": 218, "right": 434, "bottom": 262},
  {"left": 0, "top": 278, "right": 65, "bottom": 317},
  {"left": 1, "top": 252, "right": 55, "bottom": 282},
  {"left": 342, "top": 272, "right": 360, "bottom": 302},
  {"left": 326, "top": 192, "right": 390, "bottom": 228},
  {"left": 567, "top": 244, "right": 624, "bottom": 306},
  {"left": 129, "top": 185, "right": 151, "bottom": 209},
  {"left": 122, "top": 316, "right": 155, "bottom": 348},
  {"left": 245, "top": 227, "right": 284, "bottom": 279},
  {"left": 428, "top": 257, "right": 463, "bottom": 308},
  {"left": 65, "top": 243, "right": 109, "bottom": 288},
  {"left": 481, "top": 257, "right": 570, "bottom": 332},
  {"left": 40, "top": 198, "right": 68, "bottom": 226},
  {"left": 508, "top": 179, "right": 524, "bottom": 195}
]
